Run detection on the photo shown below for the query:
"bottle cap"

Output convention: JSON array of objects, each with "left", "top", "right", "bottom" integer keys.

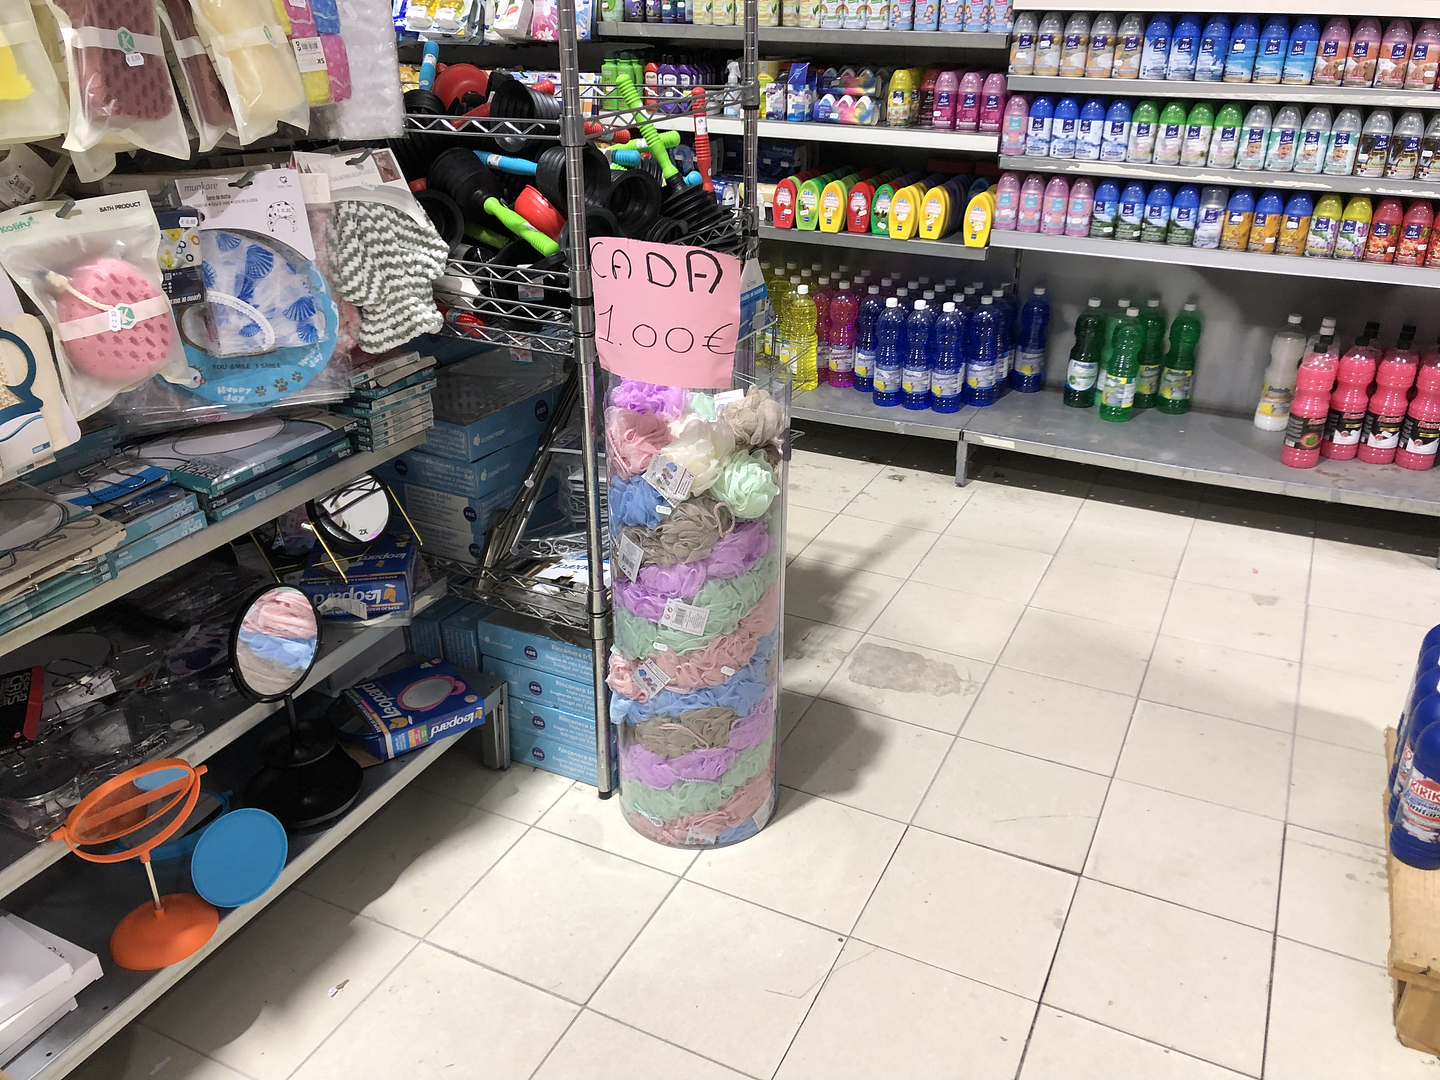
[
  {"left": 868, "top": 285, "right": 880, "bottom": 294},
  {"left": 943, "top": 301, "right": 956, "bottom": 312},
  {"left": 1127, "top": 307, "right": 1139, "bottom": 316},
  {"left": 923, "top": 290, "right": 936, "bottom": 300},
  {"left": 1033, "top": 286, "right": 1046, "bottom": 295},
  {"left": 839, "top": 281, "right": 851, "bottom": 290},
  {"left": 1118, "top": 297, "right": 1131, "bottom": 308},
  {"left": 981, "top": 295, "right": 994, "bottom": 305},
  {"left": 797, "top": 284, "right": 809, "bottom": 294},
  {"left": 790, "top": 275, "right": 801, "bottom": 284},
  {"left": 915, "top": 299, "right": 927, "bottom": 309},
  {"left": 1287, "top": 313, "right": 1303, "bottom": 324},
  {"left": 896, "top": 288, "right": 909, "bottom": 298},
  {"left": 886, "top": 296, "right": 898, "bottom": 307},
  {"left": 1088, "top": 297, "right": 1102, "bottom": 307},
  {"left": 1184, "top": 302, "right": 1197, "bottom": 311},
  {"left": 1147, "top": 296, "right": 1161, "bottom": 307}
]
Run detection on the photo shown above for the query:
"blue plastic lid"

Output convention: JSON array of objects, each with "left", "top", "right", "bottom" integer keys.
[
  {"left": 135, "top": 767, "right": 190, "bottom": 792},
  {"left": 190, "top": 808, "right": 288, "bottom": 909}
]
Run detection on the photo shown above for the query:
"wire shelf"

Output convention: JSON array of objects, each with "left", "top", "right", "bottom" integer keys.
[
  {"left": 433, "top": 256, "right": 575, "bottom": 353},
  {"left": 436, "top": 545, "right": 601, "bottom": 631}
]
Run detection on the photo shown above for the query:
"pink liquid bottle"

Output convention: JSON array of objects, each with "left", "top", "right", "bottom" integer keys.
[
  {"left": 1365, "top": 197, "right": 1405, "bottom": 263},
  {"left": 1406, "top": 20, "right": 1440, "bottom": 90},
  {"left": 1312, "top": 17, "right": 1351, "bottom": 86},
  {"left": 813, "top": 279, "right": 834, "bottom": 384},
  {"left": 1017, "top": 173, "right": 1045, "bottom": 232},
  {"left": 1359, "top": 325, "right": 1420, "bottom": 463},
  {"left": 994, "top": 170, "right": 1023, "bottom": 229},
  {"left": 1040, "top": 175, "right": 1070, "bottom": 235},
  {"left": 1398, "top": 353, "right": 1440, "bottom": 470},
  {"left": 1064, "top": 177, "right": 1095, "bottom": 237},
  {"left": 1396, "top": 200, "right": 1435, "bottom": 266},
  {"left": 1000, "top": 95, "right": 1029, "bottom": 154},
  {"left": 1282, "top": 327, "right": 1339, "bottom": 469},
  {"left": 955, "top": 70, "right": 984, "bottom": 132},
  {"left": 979, "top": 72, "right": 1008, "bottom": 132},
  {"left": 1345, "top": 17, "right": 1383, "bottom": 86},
  {"left": 1376, "top": 19, "right": 1414, "bottom": 88},
  {"left": 930, "top": 69, "right": 960, "bottom": 130},
  {"left": 827, "top": 281, "right": 859, "bottom": 388},
  {"left": 1320, "top": 335, "right": 1380, "bottom": 460}
]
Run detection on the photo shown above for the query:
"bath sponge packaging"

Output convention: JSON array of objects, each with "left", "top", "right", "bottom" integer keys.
[
  {"left": 153, "top": 0, "right": 235, "bottom": 150},
  {"left": 45, "top": 0, "right": 189, "bottom": 161},
  {"left": 0, "top": 193, "right": 191, "bottom": 419},
  {"left": 0, "top": 0, "right": 68, "bottom": 144},
  {"left": 307, "top": 0, "right": 400, "bottom": 139},
  {"left": 185, "top": 0, "right": 309, "bottom": 144}
]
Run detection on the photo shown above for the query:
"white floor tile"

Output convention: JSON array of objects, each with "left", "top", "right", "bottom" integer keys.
[
  {"left": 1043, "top": 879, "right": 1272, "bottom": 1076},
  {"left": 870, "top": 579, "right": 1026, "bottom": 664},
  {"left": 1055, "top": 500, "right": 1194, "bottom": 577},
  {"left": 1084, "top": 780, "right": 1283, "bottom": 930},
  {"left": 533, "top": 1011, "right": 748, "bottom": 1080},
  {"left": 70, "top": 1027, "right": 247, "bottom": 1080},
  {"left": 1303, "top": 607, "right": 1430, "bottom": 684},
  {"left": 144, "top": 892, "right": 415, "bottom": 1080},
  {"left": 298, "top": 786, "right": 527, "bottom": 937},
  {"left": 910, "top": 534, "right": 1053, "bottom": 605},
  {"left": 804, "top": 513, "right": 939, "bottom": 579},
  {"left": 1159, "top": 579, "right": 1307, "bottom": 662},
  {"left": 775, "top": 941, "right": 1034, "bottom": 1080},
  {"left": 1140, "top": 635, "right": 1299, "bottom": 732},
  {"left": 1178, "top": 519, "right": 1314, "bottom": 600},
  {"left": 1287, "top": 736, "right": 1390, "bottom": 847},
  {"left": 1000, "top": 608, "right": 1156, "bottom": 696},
  {"left": 1116, "top": 701, "right": 1292, "bottom": 819},
  {"left": 785, "top": 504, "right": 835, "bottom": 559},
  {"left": 291, "top": 944, "right": 576, "bottom": 1080},
  {"left": 428, "top": 829, "right": 674, "bottom": 1002},
  {"left": 845, "top": 465, "right": 973, "bottom": 533},
  {"left": 784, "top": 556, "right": 904, "bottom": 632},
  {"left": 1020, "top": 1008, "right": 1248, "bottom": 1080},
  {"left": 1027, "top": 556, "right": 1173, "bottom": 634},
  {"left": 853, "top": 827, "right": 1076, "bottom": 1000},
  {"left": 590, "top": 882, "right": 845, "bottom": 1078},
  {"left": 416, "top": 745, "right": 573, "bottom": 824},
  {"left": 915, "top": 740, "right": 1108, "bottom": 872},
  {"left": 1277, "top": 826, "right": 1390, "bottom": 966},
  {"left": 781, "top": 616, "right": 862, "bottom": 696},
  {"left": 688, "top": 787, "right": 904, "bottom": 932},
  {"left": 959, "top": 666, "right": 1136, "bottom": 776},
  {"left": 780, "top": 689, "right": 813, "bottom": 740},
  {"left": 819, "top": 633, "right": 989, "bottom": 734},
  {"left": 1296, "top": 665, "right": 1407, "bottom": 753},
  {"left": 787, "top": 451, "right": 885, "bottom": 513},
  {"left": 1309, "top": 538, "right": 1440, "bottom": 629},
  {"left": 946, "top": 484, "right": 1083, "bottom": 555},
  {"left": 1264, "top": 938, "right": 1440, "bottom": 1080},
  {"left": 536, "top": 782, "right": 699, "bottom": 875},
  {"left": 781, "top": 697, "right": 953, "bottom": 820}
]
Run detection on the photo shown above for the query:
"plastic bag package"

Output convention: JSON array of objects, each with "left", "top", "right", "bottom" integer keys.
[
  {"left": 0, "top": 194, "right": 192, "bottom": 420},
  {"left": 186, "top": 0, "right": 308, "bottom": 144},
  {"left": 0, "top": 0, "right": 67, "bottom": 144},
  {"left": 307, "top": 0, "right": 348, "bottom": 101},
  {"left": 154, "top": 0, "right": 234, "bottom": 151},
  {"left": 275, "top": 0, "right": 329, "bottom": 106},
  {"left": 308, "top": 0, "right": 398, "bottom": 140},
  {"left": 44, "top": 0, "right": 190, "bottom": 160}
]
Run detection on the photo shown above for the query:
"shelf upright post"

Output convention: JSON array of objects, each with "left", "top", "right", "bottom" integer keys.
[
  {"left": 557, "top": 0, "right": 615, "bottom": 795},
  {"left": 736, "top": 0, "right": 760, "bottom": 379}
]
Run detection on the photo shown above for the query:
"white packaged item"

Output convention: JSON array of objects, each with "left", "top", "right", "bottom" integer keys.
[
  {"left": 0, "top": 0, "right": 67, "bottom": 145},
  {"left": 491, "top": 0, "right": 532, "bottom": 36},
  {"left": 186, "top": 0, "right": 309, "bottom": 144},
  {"left": 308, "top": 0, "right": 400, "bottom": 140},
  {"left": 154, "top": 0, "right": 234, "bottom": 150}
]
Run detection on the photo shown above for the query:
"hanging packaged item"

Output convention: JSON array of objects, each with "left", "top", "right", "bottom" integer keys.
[
  {"left": 153, "top": 0, "right": 234, "bottom": 151},
  {"left": 0, "top": 0, "right": 68, "bottom": 145},
  {"left": 307, "top": 0, "right": 400, "bottom": 139},
  {"left": 45, "top": 0, "right": 189, "bottom": 161},
  {"left": 274, "top": 0, "right": 329, "bottom": 106},
  {"left": 0, "top": 286, "right": 80, "bottom": 483},
  {"left": 0, "top": 194, "right": 192, "bottom": 420},
  {"left": 185, "top": 0, "right": 308, "bottom": 144}
]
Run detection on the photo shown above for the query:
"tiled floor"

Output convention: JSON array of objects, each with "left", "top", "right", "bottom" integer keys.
[{"left": 73, "top": 440, "right": 1440, "bottom": 1080}]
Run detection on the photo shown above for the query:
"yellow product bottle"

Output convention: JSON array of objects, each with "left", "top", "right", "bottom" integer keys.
[
  {"left": 885, "top": 67, "right": 917, "bottom": 128},
  {"left": 1275, "top": 196, "right": 1312, "bottom": 257},
  {"left": 963, "top": 189, "right": 995, "bottom": 247},
  {"left": 888, "top": 181, "right": 929, "bottom": 239},
  {"left": 918, "top": 185, "right": 951, "bottom": 240},
  {"left": 796, "top": 171, "right": 839, "bottom": 230},
  {"left": 819, "top": 172, "right": 859, "bottom": 232}
]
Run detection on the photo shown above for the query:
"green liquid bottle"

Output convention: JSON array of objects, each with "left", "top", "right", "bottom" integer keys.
[
  {"left": 1099, "top": 306, "right": 1143, "bottom": 422},
  {"left": 1064, "top": 297, "right": 1104, "bottom": 409},
  {"left": 1133, "top": 295, "right": 1168, "bottom": 410},
  {"left": 1209, "top": 102, "right": 1246, "bottom": 167},
  {"left": 1157, "top": 302, "right": 1202, "bottom": 415},
  {"left": 1180, "top": 101, "right": 1215, "bottom": 167},
  {"left": 1154, "top": 100, "right": 1189, "bottom": 165}
]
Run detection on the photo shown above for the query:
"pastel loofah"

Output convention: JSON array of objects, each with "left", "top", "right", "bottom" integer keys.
[
  {"left": 609, "top": 629, "right": 778, "bottom": 725},
  {"left": 605, "top": 407, "right": 672, "bottom": 480},
  {"left": 662, "top": 415, "right": 735, "bottom": 495},
  {"left": 619, "top": 698, "right": 775, "bottom": 787},
  {"left": 613, "top": 496, "right": 734, "bottom": 567},
  {"left": 606, "top": 378, "right": 689, "bottom": 421},
  {"left": 608, "top": 587, "right": 780, "bottom": 697},
  {"left": 721, "top": 386, "right": 786, "bottom": 448},
  {"left": 619, "top": 738, "right": 774, "bottom": 821},
  {"left": 612, "top": 555, "right": 780, "bottom": 659},
  {"left": 622, "top": 520, "right": 769, "bottom": 590},
  {"left": 632, "top": 705, "right": 741, "bottom": 759},
  {"left": 51, "top": 257, "right": 175, "bottom": 383},
  {"left": 708, "top": 450, "right": 780, "bottom": 520},
  {"left": 623, "top": 754, "right": 776, "bottom": 846}
]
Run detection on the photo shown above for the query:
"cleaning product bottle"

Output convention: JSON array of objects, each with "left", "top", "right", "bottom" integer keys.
[
  {"left": 1040, "top": 175, "right": 1070, "bottom": 234},
  {"left": 872, "top": 296, "right": 906, "bottom": 407},
  {"left": 853, "top": 284, "right": 883, "bottom": 393},
  {"left": 1126, "top": 99, "right": 1160, "bottom": 162},
  {"left": 1101, "top": 98, "right": 1132, "bottom": 162},
  {"left": 1193, "top": 186, "right": 1227, "bottom": 249},
  {"left": 1196, "top": 13, "right": 1231, "bottom": 81},
  {"left": 1065, "top": 298, "right": 1104, "bottom": 408},
  {"left": 1255, "top": 314, "right": 1307, "bottom": 430},
  {"left": 1359, "top": 326, "right": 1420, "bottom": 464},
  {"left": 1419, "top": 115, "right": 1440, "bottom": 180},
  {"left": 1180, "top": 101, "right": 1214, "bottom": 167},
  {"left": 1281, "top": 327, "right": 1339, "bottom": 467},
  {"left": 993, "top": 287, "right": 1017, "bottom": 396},
  {"left": 1220, "top": 188, "right": 1256, "bottom": 250},
  {"left": 1113, "top": 12, "right": 1144, "bottom": 78},
  {"left": 1065, "top": 178, "right": 1095, "bottom": 236},
  {"left": 1100, "top": 306, "right": 1142, "bottom": 421},
  {"left": 1167, "top": 11, "right": 1201, "bottom": 80},
  {"left": 1283, "top": 16, "right": 1320, "bottom": 84},
  {"left": 814, "top": 278, "right": 834, "bottom": 382},
  {"left": 956, "top": 69, "right": 984, "bottom": 131},
  {"left": 931, "top": 301, "right": 966, "bottom": 412},
  {"left": 1346, "top": 17, "right": 1383, "bottom": 86},
  {"left": 931, "top": 68, "right": 960, "bottom": 129},
  {"left": 1009, "top": 10, "right": 1038, "bottom": 74},
  {"left": 1387, "top": 110, "right": 1426, "bottom": 179},
  {"left": 1407, "top": 20, "right": 1440, "bottom": 89},
  {"left": 1061, "top": 11, "right": 1091, "bottom": 77},
  {"left": 827, "top": 281, "right": 858, "bottom": 387},
  {"left": 1391, "top": 704, "right": 1440, "bottom": 869},
  {"left": 1313, "top": 16, "right": 1351, "bottom": 86},
  {"left": 1208, "top": 102, "right": 1245, "bottom": 167},
  {"left": 1248, "top": 189, "right": 1285, "bottom": 253},
  {"left": 1365, "top": 197, "right": 1405, "bottom": 262},
  {"left": 1376, "top": 18, "right": 1415, "bottom": 89},
  {"left": 1167, "top": 185, "right": 1200, "bottom": 246},
  {"left": 1001, "top": 94, "right": 1029, "bottom": 154},
  {"left": 1235, "top": 103, "right": 1272, "bottom": 170},
  {"left": 1076, "top": 98, "right": 1106, "bottom": 160},
  {"left": 789, "top": 284, "right": 819, "bottom": 392},
  {"left": 1305, "top": 193, "right": 1344, "bottom": 258},
  {"left": 1276, "top": 192, "right": 1314, "bottom": 255},
  {"left": 963, "top": 295, "right": 1000, "bottom": 406},
  {"left": 1225, "top": 14, "right": 1261, "bottom": 83},
  {"left": 1324, "top": 107, "right": 1363, "bottom": 175},
  {"left": 1154, "top": 100, "right": 1187, "bottom": 165},
  {"left": 980, "top": 72, "right": 1009, "bottom": 132},
  {"left": 1397, "top": 200, "right": 1434, "bottom": 266},
  {"left": 994, "top": 171, "right": 1022, "bottom": 229},
  {"left": 1319, "top": 336, "right": 1378, "bottom": 459},
  {"left": 1294, "top": 106, "right": 1332, "bottom": 174},
  {"left": 1115, "top": 180, "right": 1148, "bottom": 241},
  {"left": 1090, "top": 179, "right": 1121, "bottom": 238},
  {"left": 1134, "top": 295, "right": 1167, "bottom": 409},
  {"left": 1050, "top": 96, "right": 1080, "bottom": 157},
  {"left": 1139, "top": 13, "right": 1172, "bottom": 81},
  {"left": 1141, "top": 183, "right": 1173, "bottom": 243},
  {"left": 1157, "top": 303, "right": 1200, "bottom": 415},
  {"left": 1025, "top": 94, "right": 1054, "bottom": 156},
  {"left": 1254, "top": 15, "right": 1291, "bottom": 83},
  {"left": 1034, "top": 10, "right": 1063, "bottom": 76},
  {"left": 1334, "top": 195, "right": 1373, "bottom": 261},
  {"left": 901, "top": 299, "right": 935, "bottom": 410},
  {"left": 1086, "top": 11, "right": 1118, "bottom": 78},
  {"left": 1265, "top": 103, "right": 1303, "bottom": 171},
  {"left": 1017, "top": 173, "right": 1045, "bottom": 231},
  {"left": 1398, "top": 358, "right": 1440, "bottom": 470},
  {"left": 1011, "top": 287, "right": 1050, "bottom": 393}
]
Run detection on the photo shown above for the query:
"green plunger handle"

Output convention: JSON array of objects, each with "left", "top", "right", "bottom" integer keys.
[
  {"left": 483, "top": 197, "right": 561, "bottom": 257},
  {"left": 464, "top": 222, "right": 511, "bottom": 249},
  {"left": 612, "top": 71, "right": 680, "bottom": 184}
]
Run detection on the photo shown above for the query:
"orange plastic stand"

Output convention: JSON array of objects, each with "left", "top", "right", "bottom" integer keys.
[{"left": 110, "top": 893, "right": 219, "bottom": 971}]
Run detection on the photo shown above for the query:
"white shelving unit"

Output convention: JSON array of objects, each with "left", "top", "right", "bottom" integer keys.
[
  {"left": 594, "top": 23, "right": 1008, "bottom": 48},
  {"left": 1006, "top": 74, "right": 1440, "bottom": 112},
  {"left": 759, "top": 223, "right": 988, "bottom": 258},
  {"left": 654, "top": 114, "right": 1000, "bottom": 151},
  {"left": 1013, "top": 0, "right": 1439, "bottom": 15}
]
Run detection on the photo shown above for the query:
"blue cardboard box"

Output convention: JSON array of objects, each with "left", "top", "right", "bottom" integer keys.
[
  {"left": 477, "top": 608, "right": 593, "bottom": 685},
  {"left": 337, "top": 658, "right": 487, "bottom": 760},
  {"left": 299, "top": 535, "right": 417, "bottom": 621},
  {"left": 422, "top": 386, "right": 559, "bottom": 463},
  {"left": 509, "top": 726, "right": 614, "bottom": 787},
  {"left": 483, "top": 655, "right": 593, "bottom": 717},
  {"left": 509, "top": 699, "right": 596, "bottom": 752},
  {"left": 396, "top": 474, "right": 559, "bottom": 544},
  {"left": 374, "top": 435, "right": 540, "bottom": 501},
  {"left": 407, "top": 595, "right": 467, "bottom": 659},
  {"left": 440, "top": 602, "right": 488, "bottom": 670}
]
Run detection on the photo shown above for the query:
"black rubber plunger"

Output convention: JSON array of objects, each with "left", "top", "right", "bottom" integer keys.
[
  {"left": 489, "top": 78, "right": 562, "bottom": 156},
  {"left": 534, "top": 144, "right": 612, "bottom": 208},
  {"left": 607, "top": 167, "right": 663, "bottom": 238}
]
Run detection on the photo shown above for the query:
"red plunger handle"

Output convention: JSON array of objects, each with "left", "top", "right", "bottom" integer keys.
[{"left": 691, "top": 87, "right": 713, "bottom": 194}]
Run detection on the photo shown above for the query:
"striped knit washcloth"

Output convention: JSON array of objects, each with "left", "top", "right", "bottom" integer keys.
[{"left": 332, "top": 199, "right": 448, "bottom": 353}]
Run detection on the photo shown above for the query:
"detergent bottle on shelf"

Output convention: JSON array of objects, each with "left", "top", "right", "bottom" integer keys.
[
  {"left": 853, "top": 284, "right": 883, "bottom": 394},
  {"left": 1319, "top": 334, "right": 1379, "bottom": 460},
  {"left": 1359, "top": 325, "right": 1420, "bottom": 464},
  {"left": 1397, "top": 356, "right": 1440, "bottom": 471},
  {"left": 1254, "top": 314, "right": 1307, "bottom": 431},
  {"left": 1064, "top": 297, "right": 1104, "bottom": 408},
  {"left": 872, "top": 296, "right": 906, "bottom": 407},
  {"left": 1134, "top": 296, "right": 1168, "bottom": 409},
  {"left": 1012, "top": 287, "right": 1050, "bottom": 393},
  {"left": 1157, "top": 303, "right": 1201, "bottom": 415},
  {"left": 1099, "top": 306, "right": 1142, "bottom": 422},
  {"left": 1281, "top": 325, "right": 1339, "bottom": 468},
  {"left": 827, "top": 281, "right": 858, "bottom": 387},
  {"left": 962, "top": 295, "right": 1001, "bottom": 406},
  {"left": 931, "top": 302, "right": 966, "bottom": 412},
  {"left": 902, "top": 299, "right": 936, "bottom": 410}
]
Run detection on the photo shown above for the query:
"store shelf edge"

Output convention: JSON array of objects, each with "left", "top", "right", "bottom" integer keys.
[
  {"left": 652, "top": 115, "right": 1000, "bottom": 151},
  {"left": 759, "top": 224, "right": 988, "bottom": 259},
  {"left": 593, "top": 23, "right": 1008, "bottom": 48},
  {"left": 1006, "top": 74, "right": 1440, "bottom": 112}
]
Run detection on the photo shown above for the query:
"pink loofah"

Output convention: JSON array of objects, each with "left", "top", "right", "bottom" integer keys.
[{"left": 54, "top": 257, "right": 175, "bottom": 382}]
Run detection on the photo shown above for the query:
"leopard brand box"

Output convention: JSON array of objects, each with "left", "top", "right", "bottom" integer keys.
[
  {"left": 509, "top": 699, "right": 595, "bottom": 752},
  {"left": 482, "top": 655, "right": 592, "bottom": 716},
  {"left": 299, "top": 535, "right": 418, "bottom": 621},
  {"left": 477, "top": 607, "right": 593, "bottom": 684},
  {"left": 422, "top": 385, "right": 559, "bottom": 463},
  {"left": 337, "top": 658, "right": 487, "bottom": 760}
]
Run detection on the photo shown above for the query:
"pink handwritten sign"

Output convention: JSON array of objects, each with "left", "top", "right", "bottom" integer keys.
[{"left": 589, "top": 237, "right": 740, "bottom": 390}]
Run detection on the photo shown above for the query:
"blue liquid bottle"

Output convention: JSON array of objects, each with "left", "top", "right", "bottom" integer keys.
[
  {"left": 1225, "top": 14, "right": 1261, "bottom": 82},
  {"left": 1195, "top": 13, "right": 1231, "bottom": 81},
  {"left": 1139, "top": 13, "right": 1172, "bottom": 80},
  {"left": 1012, "top": 286, "right": 1051, "bottom": 392},
  {"left": 931, "top": 302, "right": 966, "bottom": 412},
  {"left": 853, "top": 284, "right": 883, "bottom": 394},
  {"left": 872, "top": 296, "right": 906, "bottom": 407},
  {"left": 1283, "top": 15, "right": 1320, "bottom": 85},
  {"left": 990, "top": 289, "right": 1014, "bottom": 398},
  {"left": 1392, "top": 695, "right": 1440, "bottom": 868},
  {"left": 1253, "top": 15, "right": 1291, "bottom": 83},
  {"left": 962, "top": 295, "right": 1000, "bottom": 406},
  {"left": 1026, "top": 95, "right": 1055, "bottom": 156},
  {"left": 1166, "top": 12, "right": 1201, "bottom": 79},
  {"left": 902, "top": 299, "right": 936, "bottom": 410}
]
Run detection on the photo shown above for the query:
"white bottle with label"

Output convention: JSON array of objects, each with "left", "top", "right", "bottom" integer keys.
[
  {"left": 1264, "top": 103, "right": 1303, "bottom": 172},
  {"left": 1293, "top": 106, "right": 1333, "bottom": 175},
  {"left": 1235, "top": 103, "right": 1272, "bottom": 171},
  {"left": 1254, "top": 314, "right": 1307, "bottom": 431},
  {"left": 1085, "top": 11, "right": 1118, "bottom": 77},
  {"left": 1324, "top": 107, "right": 1364, "bottom": 175},
  {"left": 1009, "top": 11, "right": 1038, "bottom": 73},
  {"left": 1034, "top": 10, "right": 1064, "bottom": 77}
]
